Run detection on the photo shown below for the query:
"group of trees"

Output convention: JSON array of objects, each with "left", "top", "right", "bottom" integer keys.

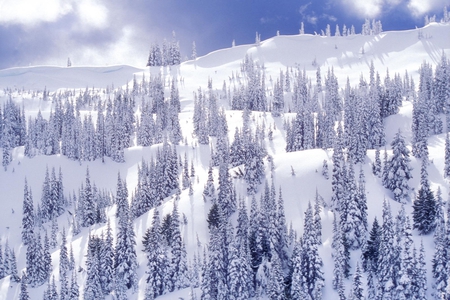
[
  {"left": 130, "top": 141, "right": 180, "bottom": 219},
  {"left": 146, "top": 32, "right": 181, "bottom": 67}
]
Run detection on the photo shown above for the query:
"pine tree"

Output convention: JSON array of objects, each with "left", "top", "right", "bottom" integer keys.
[
  {"left": 416, "top": 241, "right": 427, "bottom": 299},
  {"left": 19, "top": 273, "right": 30, "bottom": 300},
  {"left": 100, "top": 220, "right": 114, "bottom": 295},
  {"left": 169, "top": 201, "right": 190, "bottom": 291},
  {"left": 202, "top": 163, "right": 216, "bottom": 203},
  {"left": 331, "top": 127, "right": 346, "bottom": 211},
  {"left": 69, "top": 271, "right": 80, "bottom": 300},
  {"left": 385, "top": 130, "right": 413, "bottom": 202},
  {"left": 144, "top": 209, "right": 168, "bottom": 298},
  {"left": 115, "top": 207, "right": 138, "bottom": 298},
  {"left": 228, "top": 241, "right": 252, "bottom": 300},
  {"left": 22, "top": 179, "right": 35, "bottom": 245},
  {"left": 301, "top": 202, "right": 325, "bottom": 299},
  {"left": 432, "top": 191, "right": 447, "bottom": 299},
  {"left": 445, "top": 133, "right": 450, "bottom": 178},
  {"left": 349, "top": 262, "right": 364, "bottom": 300},
  {"left": 395, "top": 214, "right": 414, "bottom": 299},
  {"left": 267, "top": 253, "right": 285, "bottom": 300},
  {"left": 41, "top": 167, "right": 52, "bottom": 222},
  {"left": 82, "top": 167, "right": 96, "bottom": 227},
  {"left": 59, "top": 228, "right": 70, "bottom": 287},
  {"left": 83, "top": 235, "right": 103, "bottom": 300},
  {"left": 378, "top": 200, "right": 396, "bottom": 299},
  {"left": 413, "top": 158, "right": 437, "bottom": 235},
  {"left": 26, "top": 233, "right": 47, "bottom": 287}
]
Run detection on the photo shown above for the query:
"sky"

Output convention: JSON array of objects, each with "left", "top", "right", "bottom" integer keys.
[{"left": 0, "top": 0, "right": 448, "bottom": 69}]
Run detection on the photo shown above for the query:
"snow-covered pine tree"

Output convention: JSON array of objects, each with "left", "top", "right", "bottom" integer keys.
[
  {"left": 413, "top": 158, "right": 437, "bottom": 234},
  {"left": 114, "top": 203, "right": 138, "bottom": 298},
  {"left": 83, "top": 235, "right": 103, "bottom": 300},
  {"left": 144, "top": 209, "right": 168, "bottom": 298},
  {"left": 201, "top": 205, "right": 228, "bottom": 299},
  {"left": 340, "top": 162, "right": 365, "bottom": 250},
  {"left": 290, "top": 238, "right": 308, "bottom": 299},
  {"left": 394, "top": 214, "right": 414, "bottom": 299},
  {"left": 99, "top": 220, "right": 114, "bottom": 296},
  {"left": 385, "top": 130, "right": 413, "bottom": 202},
  {"left": 59, "top": 228, "right": 70, "bottom": 298},
  {"left": 22, "top": 179, "right": 34, "bottom": 245},
  {"left": 301, "top": 202, "right": 325, "bottom": 299},
  {"left": 26, "top": 232, "right": 47, "bottom": 287},
  {"left": 202, "top": 163, "right": 216, "bottom": 203},
  {"left": 217, "top": 161, "right": 236, "bottom": 217},
  {"left": 40, "top": 167, "right": 52, "bottom": 222},
  {"left": 377, "top": 200, "right": 396, "bottom": 298},
  {"left": 69, "top": 271, "right": 79, "bottom": 300},
  {"left": 81, "top": 167, "right": 96, "bottom": 227},
  {"left": 331, "top": 126, "right": 346, "bottom": 211},
  {"left": 349, "top": 262, "right": 364, "bottom": 300},
  {"left": 19, "top": 273, "right": 30, "bottom": 300},
  {"left": 169, "top": 201, "right": 190, "bottom": 291},
  {"left": 228, "top": 241, "right": 252, "bottom": 300},
  {"left": 445, "top": 133, "right": 450, "bottom": 178}
]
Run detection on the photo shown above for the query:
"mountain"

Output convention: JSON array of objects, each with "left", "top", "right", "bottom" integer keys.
[{"left": 0, "top": 22, "right": 449, "bottom": 299}]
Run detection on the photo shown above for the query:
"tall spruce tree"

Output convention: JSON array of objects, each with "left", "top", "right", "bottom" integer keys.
[
  {"left": 385, "top": 130, "right": 413, "bottom": 202},
  {"left": 22, "top": 179, "right": 34, "bottom": 245},
  {"left": 413, "top": 158, "right": 437, "bottom": 234}
]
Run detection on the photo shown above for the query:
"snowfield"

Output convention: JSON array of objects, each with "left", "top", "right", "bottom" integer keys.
[{"left": 0, "top": 22, "right": 449, "bottom": 299}]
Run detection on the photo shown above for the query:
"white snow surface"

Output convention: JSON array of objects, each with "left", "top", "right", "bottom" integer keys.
[{"left": 0, "top": 22, "right": 449, "bottom": 299}]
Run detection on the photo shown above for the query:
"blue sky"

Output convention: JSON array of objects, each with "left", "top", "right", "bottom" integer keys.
[{"left": 0, "top": 0, "right": 448, "bottom": 69}]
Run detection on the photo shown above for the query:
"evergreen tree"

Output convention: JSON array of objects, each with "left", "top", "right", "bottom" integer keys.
[
  {"left": 349, "top": 262, "right": 364, "bottom": 300},
  {"left": 69, "top": 271, "right": 80, "bottom": 300},
  {"left": 144, "top": 209, "right": 168, "bottom": 298},
  {"left": 82, "top": 167, "right": 96, "bottom": 227},
  {"left": 59, "top": 228, "right": 70, "bottom": 297},
  {"left": 83, "top": 235, "right": 103, "bottom": 300},
  {"left": 444, "top": 133, "right": 450, "bottom": 178},
  {"left": 19, "top": 273, "right": 30, "bottom": 300},
  {"left": 22, "top": 179, "right": 34, "bottom": 245},
  {"left": 169, "top": 201, "right": 190, "bottom": 291},
  {"left": 378, "top": 200, "right": 396, "bottom": 299},
  {"left": 301, "top": 202, "right": 325, "bottom": 299},
  {"left": 385, "top": 130, "right": 413, "bottom": 202},
  {"left": 432, "top": 192, "right": 447, "bottom": 299},
  {"left": 331, "top": 126, "right": 345, "bottom": 211},
  {"left": 26, "top": 233, "right": 47, "bottom": 287},
  {"left": 416, "top": 241, "right": 427, "bottom": 299},
  {"left": 100, "top": 220, "right": 114, "bottom": 295},
  {"left": 202, "top": 163, "right": 216, "bottom": 203},
  {"left": 115, "top": 207, "right": 138, "bottom": 298},
  {"left": 291, "top": 239, "right": 308, "bottom": 299},
  {"left": 228, "top": 241, "right": 252, "bottom": 300},
  {"left": 413, "top": 158, "right": 437, "bottom": 234}
]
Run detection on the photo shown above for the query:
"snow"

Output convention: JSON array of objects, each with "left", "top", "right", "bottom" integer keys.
[{"left": 0, "top": 22, "right": 449, "bottom": 299}]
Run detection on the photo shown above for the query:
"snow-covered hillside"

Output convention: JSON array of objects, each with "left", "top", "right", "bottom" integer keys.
[{"left": 0, "top": 22, "right": 449, "bottom": 300}]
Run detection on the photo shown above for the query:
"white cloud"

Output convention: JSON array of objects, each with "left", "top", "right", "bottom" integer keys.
[
  {"left": 341, "top": 0, "right": 384, "bottom": 18},
  {"left": 306, "top": 15, "right": 318, "bottom": 24},
  {"left": 70, "top": 26, "right": 146, "bottom": 67},
  {"left": 408, "top": 0, "right": 448, "bottom": 16},
  {"left": 341, "top": 0, "right": 448, "bottom": 19},
  {"left": 76, "top": 0, "right": 108, "bottom": 30},
  {"left": 0, "top": 0, "right": 73, "bottom": 26}
]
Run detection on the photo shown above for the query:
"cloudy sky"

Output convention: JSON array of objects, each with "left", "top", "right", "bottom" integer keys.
[{"left": 0, "top": 0, "right": 448, "bottom": 69}]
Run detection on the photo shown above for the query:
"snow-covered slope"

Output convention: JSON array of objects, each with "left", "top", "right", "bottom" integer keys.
[
  {"left": 0, "top": 65, "right": 141, "bottom": 91},
  {"left": 0, "top": 22, "right": 449, "bottom": 300}
]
